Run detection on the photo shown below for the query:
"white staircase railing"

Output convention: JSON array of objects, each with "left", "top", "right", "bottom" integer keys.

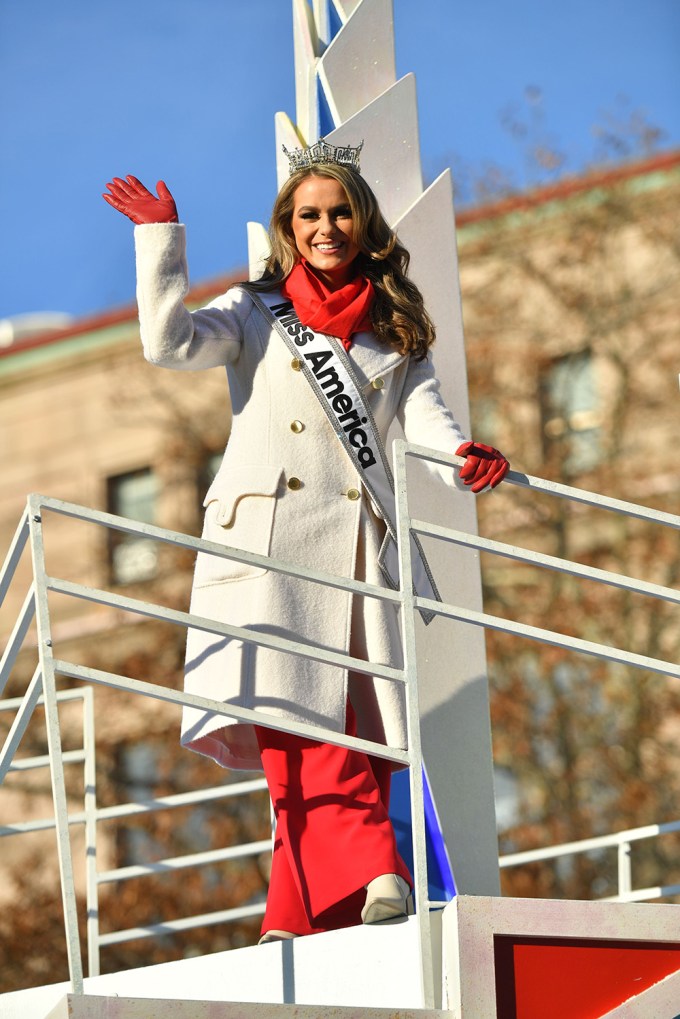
[
  {"left": 1, "top": 441, "right": 679, "bottom": 1007},
  {"left": 0, "top": 465, "right": 433, "bottom": 1003},
  {"left": 500, "top": 818, "right": 680, "bottom": 903},
  {"left": 396, "top": 443, "right": 680, "bottom": 683},
  {"left": 393, "top": 441, "right": 680, "bottom": 913},
  {"left": 0, "top": 682, "right": 270, "bottom": 976}
]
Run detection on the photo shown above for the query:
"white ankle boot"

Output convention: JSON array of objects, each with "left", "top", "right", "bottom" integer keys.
[
  {"left": 361, "top": 874, "right": 414, "bottom": 924},
  {"left": 258, "top": 929, "right": 297, "bottom": 944}
]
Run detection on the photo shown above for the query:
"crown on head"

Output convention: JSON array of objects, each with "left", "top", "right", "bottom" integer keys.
[{"left": 282, "top": 138, "right": 364, "bottom": 176}]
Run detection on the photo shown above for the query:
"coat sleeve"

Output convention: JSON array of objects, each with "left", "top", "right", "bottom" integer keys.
[
  {"left": 134, "top": 223, "right": 253, "bottom": 370},
  {"left": 396, "top": 353, "right": 469, "bottom": 489}
]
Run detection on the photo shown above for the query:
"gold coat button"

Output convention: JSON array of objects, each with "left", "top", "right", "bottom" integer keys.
[
  {"left": 371, "top": 377, "right": 385, "bottom": 390},
  {"left": 287, "top": 476, "right": 302, "bottom": 491},
  {"left": 290, "top": 420, "right": 304, "bottom": 433},
  {"left": 346, "top": 488, "right": 361, "bottom": 501},
  {"left": 291, "top": 358, "right": 302, "bottom": 371}
]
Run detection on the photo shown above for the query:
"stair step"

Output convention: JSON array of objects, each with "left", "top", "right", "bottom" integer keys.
[
  {"left": 2, "top": 915, "right": 444, "bottom": 1019},
  {"left": 46, "top": 994, "right": 449, "bottom": 1019}
]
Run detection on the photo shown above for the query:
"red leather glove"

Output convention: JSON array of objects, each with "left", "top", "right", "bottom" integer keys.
[
  {"left": 455, "top": 441, "right": 509, "bottom": 493},
  {"left": 102, "top": 175, "right": 178, "bottom": 224}
]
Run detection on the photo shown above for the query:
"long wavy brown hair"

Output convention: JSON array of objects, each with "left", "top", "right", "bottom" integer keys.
[{"left": 248, "top": 164, "right": 435, "bottom": 360}]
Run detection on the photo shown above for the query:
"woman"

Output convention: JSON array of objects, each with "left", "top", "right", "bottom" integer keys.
[{"left": 103, "top": 144, "right": 508, "bottom": 943}]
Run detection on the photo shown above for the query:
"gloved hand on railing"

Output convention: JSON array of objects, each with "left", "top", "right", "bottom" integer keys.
[
  {"left": 102, "top": 175, "right": 178, "bottom": 224},
  {"left": 455, "top": 441, "right": 510, "bottom": 493}
]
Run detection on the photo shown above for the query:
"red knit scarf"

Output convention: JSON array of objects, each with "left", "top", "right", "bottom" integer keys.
[{"left": 281, "top": 259, "right": 374, "bottom": 351}]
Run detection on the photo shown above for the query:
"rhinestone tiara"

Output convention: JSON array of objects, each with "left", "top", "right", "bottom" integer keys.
[{"left": 282, "top": 138, "right": 364, "bottom": 175}]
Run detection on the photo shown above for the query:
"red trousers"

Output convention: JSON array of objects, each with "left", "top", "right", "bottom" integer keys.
[{"left": 254, "top": 701, "right": 412, "bottom": 936}]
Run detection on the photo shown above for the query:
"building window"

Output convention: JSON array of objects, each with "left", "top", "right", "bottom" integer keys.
[
  {"left": 541, "top": 350, "right": 602, "bottom": 474},
  {"left": 107, "top": 468, "right": 159, "bottom": 583}
]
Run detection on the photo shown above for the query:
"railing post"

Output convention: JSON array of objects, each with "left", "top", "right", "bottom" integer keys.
[
  {"left": 618, "top": 841, "right": 633, "bottom": 898},
  {"left": 393, "top": 440, "right": 436, "bottom": 1010},
  {"left": 28, "top": 495, "right": 84, "bottom": 993},
  {"left": 82, "top": 685, "right": 100, "bottom": 977}
]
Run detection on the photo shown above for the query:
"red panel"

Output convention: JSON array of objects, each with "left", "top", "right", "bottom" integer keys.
[{"left": 494, "top": 936, "right": 680, "bottom": 1019}]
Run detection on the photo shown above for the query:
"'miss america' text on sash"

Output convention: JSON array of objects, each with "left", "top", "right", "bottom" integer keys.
[{"left": 271, "top": 300, "right": 377, "bottom": 468}]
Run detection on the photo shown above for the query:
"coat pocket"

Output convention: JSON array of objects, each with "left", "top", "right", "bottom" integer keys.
[{"left": 194, "top": 465, "right": 282, "bottom": 586}]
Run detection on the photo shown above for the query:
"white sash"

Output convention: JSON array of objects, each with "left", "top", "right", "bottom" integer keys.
[{"left": 248, "top": 288, "right": 440, "bottom": 624}]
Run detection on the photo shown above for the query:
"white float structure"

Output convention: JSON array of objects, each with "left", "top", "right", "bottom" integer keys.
[{"left": 247, "top": 0, "right": 500, "bottom": 899}]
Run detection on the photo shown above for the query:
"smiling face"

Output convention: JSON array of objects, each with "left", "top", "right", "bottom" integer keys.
[{"left": 290, "top": 176, "right": 360, "bottom": 288}]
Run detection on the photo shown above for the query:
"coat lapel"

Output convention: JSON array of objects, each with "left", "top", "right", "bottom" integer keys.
[{"left": 347, "top": 330, "right": 408, "bottom": 388}]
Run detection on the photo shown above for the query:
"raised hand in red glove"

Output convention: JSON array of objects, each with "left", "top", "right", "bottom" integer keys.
[
  {"left": 102, "top": 175, "right": 178, "bottom": 224},
  {"left": 455, "top": 441, "right": 510, "bottom": 493}
]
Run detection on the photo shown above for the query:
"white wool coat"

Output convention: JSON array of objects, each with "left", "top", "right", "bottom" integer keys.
[{"left": 134, "top": 223, "right": 468, "bottom": 771}]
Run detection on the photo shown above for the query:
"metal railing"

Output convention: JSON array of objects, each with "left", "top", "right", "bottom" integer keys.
[
  {"left": 395, "top": 442, "right": 680, "bottom": 915},
  {"left": 1, "top": 441, "right": 679, "bottom": 1007},
  {"left": 0, "top": 682, "right": 270, "bottom": 976},
  {"left": 499, "top": 818, "right": 680, "bottom": 902},
  {"left": 398, "top": 443, "right": 680, "bottom": 682},
  {"left": 0, "top": 469, "right": 433, "bottom": 1003}
]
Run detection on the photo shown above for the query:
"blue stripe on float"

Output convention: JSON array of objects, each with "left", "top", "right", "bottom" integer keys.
[
  {"left": 423, "top": 765, "right": 456, "bottom": 899},
  {"left": 329, "top": 1, "right": 343, "bottom": 39},
  {"left": 389, "top": 763, "right": 456, "bottom": 903}
]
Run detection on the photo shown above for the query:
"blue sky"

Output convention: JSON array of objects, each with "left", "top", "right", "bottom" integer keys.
[{"left": 1, "top": 0, "right": 678, "bottom": 322}]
